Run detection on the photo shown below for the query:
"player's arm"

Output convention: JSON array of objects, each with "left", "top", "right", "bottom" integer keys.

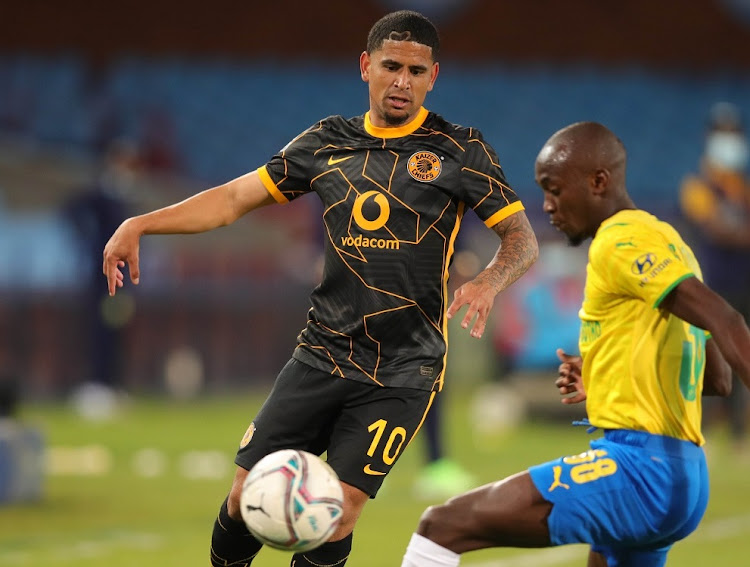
[
  {"left": 103, "top": 170, "right": 276, "bottom": 296},
  {"left": 659, "top": 275, "right": 750, "bottom": 390},
  {"left": 701, "top": 338, "right": 732, "bottom": 397},
  {"left": 447, "top": 210, "right": 539, "bottom": 338},
  {"left": 484, "top": 209, "right": 540, "bottom": 293},
  {"left": 554, "top": 348, "right": 586, "bottom": 404}
]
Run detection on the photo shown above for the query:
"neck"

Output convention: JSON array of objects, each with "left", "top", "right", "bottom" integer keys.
[
  {"left": 592, "top": 195, "right": 637, "bottom": 235},
  {"left": 611, "top": 195, "right": 637, "bottom": 214}
]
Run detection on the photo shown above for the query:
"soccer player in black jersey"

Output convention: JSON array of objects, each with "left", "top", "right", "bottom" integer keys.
[{"left": 103, "top": 10, "right": 539, "bottom": 567}]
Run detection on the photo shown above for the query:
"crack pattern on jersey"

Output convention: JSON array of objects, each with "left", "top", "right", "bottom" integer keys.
[{"left": 257, "top": 108, "right": 523, "bottom": 390}]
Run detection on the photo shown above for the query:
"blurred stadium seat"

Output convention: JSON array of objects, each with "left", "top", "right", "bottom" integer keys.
[
  {"left": 2, "top": 55, "right": 749, "bottom": 209},
  {"left": 2, "top": 55, "right": 749, "bottom": 392}
]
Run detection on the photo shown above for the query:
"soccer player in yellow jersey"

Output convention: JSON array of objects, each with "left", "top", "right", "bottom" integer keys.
[{"left": 401, "top": 122, "right": 750, "bottom": 567}]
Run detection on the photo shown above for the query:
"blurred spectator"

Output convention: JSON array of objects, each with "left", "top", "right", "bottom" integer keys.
[
  {"left": 62, "top": 139, "right": 140, "bottom": 418},
  {"left": 413, "top": 393, "right": 476, "bottom": 500},
  {"left": 679, "top": 101, "right": 750, "bottom": 453}
]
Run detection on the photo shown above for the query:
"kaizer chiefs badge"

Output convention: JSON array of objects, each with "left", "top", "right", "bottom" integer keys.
[
  {"left": 407, "top": 151, "right": 442, "bottom": 182},
  {"left": 239, "top": 422, "right": 256, "bottom": 448}
]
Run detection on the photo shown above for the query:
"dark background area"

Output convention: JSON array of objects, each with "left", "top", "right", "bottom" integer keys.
[
  {"left": 1, "top": 0, "right": 748, "bottom": 399},
  {"left": 3, "top": 0, "right": 750, "bottom": 69}
]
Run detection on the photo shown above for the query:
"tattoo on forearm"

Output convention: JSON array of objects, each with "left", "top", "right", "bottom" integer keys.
[{"left": 477, "top": 215, "right": 538, "bottom": 293}]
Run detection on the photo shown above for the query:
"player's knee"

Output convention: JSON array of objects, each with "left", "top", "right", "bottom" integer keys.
[
  {"left": 416, "top": 504, "right": 440, "bottom": 535},
  {"left": 226, "top": 466, "right": 250, "bottom": 521},
  {"left": 416, "top": 503, "right": 457, "bottom": 544},
  {"left": 330, "top": 482, "right": 369, "bottom": 538}
]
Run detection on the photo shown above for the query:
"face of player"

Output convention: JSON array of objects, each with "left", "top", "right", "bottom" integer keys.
[
  {"left": 536, "top": 149, "right": 596, "bottom": 247},
  {"left": 360, "top": 39, "right": 439, "bottom": 128}
]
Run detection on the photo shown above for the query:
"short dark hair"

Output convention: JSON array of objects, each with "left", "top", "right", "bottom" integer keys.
[{"left": 366, "top": 10, "right": 440, "bottom": 61}]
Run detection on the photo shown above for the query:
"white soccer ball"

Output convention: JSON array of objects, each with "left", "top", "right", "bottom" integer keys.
[{"left": 240, "top": 449, "right": 344, "bottom": 553}]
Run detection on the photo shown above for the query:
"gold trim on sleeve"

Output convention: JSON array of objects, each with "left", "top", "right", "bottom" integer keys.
[
  {"left": 257, "top": 165, "right": 289, "bottom": 204},
  {"left": 484, "top": 201, "right": 525, "bottom": 228}
]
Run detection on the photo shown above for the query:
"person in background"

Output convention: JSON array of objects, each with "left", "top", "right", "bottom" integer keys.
[
  {"left": 414, "top": 393, "right": 476, "bottom": 500},
  {"left": 400, "top": 121, "right": 750, "bottom": 567},
  {"left": 680, "top": 102, "right": 750, "bottom": 454},
  {"left": 64, "top": 139, "right": 140, "bottom": 418}
]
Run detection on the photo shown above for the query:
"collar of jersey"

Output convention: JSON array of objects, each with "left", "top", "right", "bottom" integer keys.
[
  {"left": 364, "top": 107, "right": 429, "bottom": 138},
  {"left": 597, "top": 208, "right": 647, "bottom": 234},
  {"left": 609, "top": 209, "right": 646, "bottom": 222}
]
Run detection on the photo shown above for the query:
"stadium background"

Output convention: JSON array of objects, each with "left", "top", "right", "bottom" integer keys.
[{"left": 1, "top": 1, "right": 750, "bottom": 565}]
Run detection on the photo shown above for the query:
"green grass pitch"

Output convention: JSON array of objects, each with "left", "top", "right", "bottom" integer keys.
[{"left": 1, "top": 390, "right": 749, "bottom": 566}]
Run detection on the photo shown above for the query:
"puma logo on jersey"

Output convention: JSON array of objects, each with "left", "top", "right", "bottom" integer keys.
[{"left": 548, "top": 465, "right": 570, "bottom": 492}]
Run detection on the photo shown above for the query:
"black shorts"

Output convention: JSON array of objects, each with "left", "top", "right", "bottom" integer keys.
[{"left": 235, "top": 358, "right": 435, "bottom": 497}]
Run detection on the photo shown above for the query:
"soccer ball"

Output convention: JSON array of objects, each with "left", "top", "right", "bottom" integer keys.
[{"left": 240, "top": 449, "right": 344, "bottom": 553}]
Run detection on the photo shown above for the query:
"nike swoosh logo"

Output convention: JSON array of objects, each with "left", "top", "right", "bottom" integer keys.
[
  {"left": 363, "top": 464, "right": 387, "bottom": 476},
  {"left": 328, "top": 155, "right": 354, "bottom": 166}
]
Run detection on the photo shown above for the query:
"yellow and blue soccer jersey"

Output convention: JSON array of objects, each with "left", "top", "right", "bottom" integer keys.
[{"left": 580, "top": 209, "right": 706, "bottom": 444}]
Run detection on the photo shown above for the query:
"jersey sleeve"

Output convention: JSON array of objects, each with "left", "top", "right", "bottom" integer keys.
[
  {"left": 256, "top": 122, "right": 322, "bottom": 204},
  {"left": 459, "top": 128, "right": 524, "bottom": 227},
  {"left": 590, "top": 221, "right": 695, "bottom": 308}
]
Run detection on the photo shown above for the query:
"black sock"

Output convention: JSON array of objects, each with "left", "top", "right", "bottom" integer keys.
[
  {"left": 210, "top": 497, "right": 264, "bottom": 566},
  {"left": 291, "top": 532, "right": 353, "bottom": 567}
]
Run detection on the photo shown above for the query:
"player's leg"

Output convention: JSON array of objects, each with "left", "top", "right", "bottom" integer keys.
[
  {"left": 401, "top": 437, "right": 627, "bottom": 566},
  {"left": 592, "top": 545, "right": 669, "bottom": 567},
  {"left": 407, "top": 470, "right": 551, "bottom": 555},
  {"left": 587, "top": 549, "right": 608, "bottom": 567},
  {"left": 289, "top": 481, "right": 366, "bottom": 566},
  {"left": 215, "top": 467, "right": 367, "bottom": 567},
  {"left": 588, "top": 446, "right": 708, "bottom": 567},
  {"left": 211, "top": 359, "right": 346, "bottom": 566},
  {"left": 578, "top": 431, "right": 709, "bottom": 567},
  {"left": 291, "top": 533, "right": 354, "bottom": 567},
  {"left": 211, "top": 467, "right": 262, "bottom": 567},
  {"left": 308, "top": 382, "right": 435, "bottom": 567}
]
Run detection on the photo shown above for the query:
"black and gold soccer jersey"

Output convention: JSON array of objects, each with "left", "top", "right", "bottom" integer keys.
[{"left": 257, "top": 107, "right": 524, "bottom": 391}]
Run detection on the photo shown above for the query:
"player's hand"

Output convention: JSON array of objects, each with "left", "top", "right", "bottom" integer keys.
[
  {"left": 555, "top": 348, "right": 586, "bottom": 404},
  {"left": 446, "top": 279, "right": 496, "bottom": 339},
  {"left": 102, "top": 218, "right": 142, "bottom": 296}
]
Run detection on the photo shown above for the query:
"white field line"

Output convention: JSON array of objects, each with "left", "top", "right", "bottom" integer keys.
[{"left": 463, "top": 513, "right": 750, "bottom": 567}]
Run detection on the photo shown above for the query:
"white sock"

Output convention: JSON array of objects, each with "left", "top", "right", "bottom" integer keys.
[{"left": 401, "top": 533, "right": 460, "bottom": 567}]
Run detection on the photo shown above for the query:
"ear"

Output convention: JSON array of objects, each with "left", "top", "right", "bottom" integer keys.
[
  {"left": 591, "top": 168, "right": 610, "bottom": 196},
  {"left": 360, "top": 51, "right": 370, "bottom": 83},
  {"left": 426, "top": 62, "right": 439, "bottom": 92}
]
